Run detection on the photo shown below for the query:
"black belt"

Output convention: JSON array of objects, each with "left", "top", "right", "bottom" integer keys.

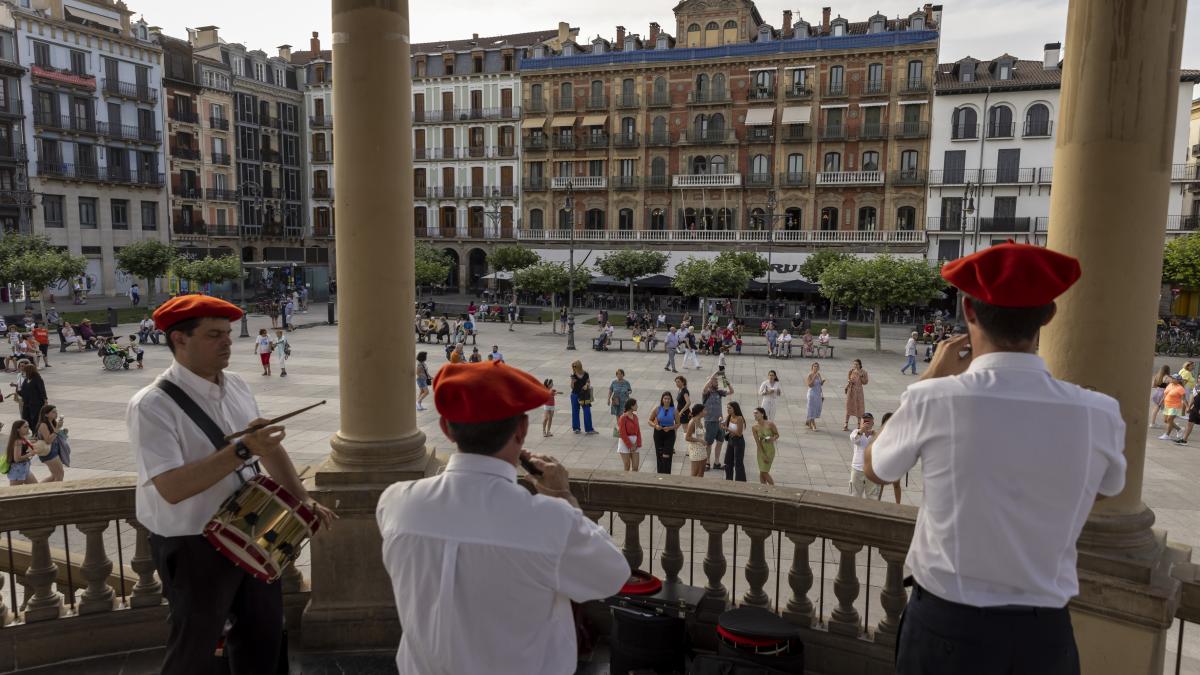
[{"left": 904, "top": 577, "right": 1067, "bottom": 617}]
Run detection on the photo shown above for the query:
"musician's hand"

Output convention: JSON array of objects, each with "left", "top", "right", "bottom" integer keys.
[
  {"left": 921, "top": 334, "right": 973, "bottom": 381},
  {"left": 309, "top": 501, "right": 338, "bottom": 532},
  {"left": 523, "top": 451, "right": 570, "bottom": 494},
  {"left": 242, "top": 418, "right": 286, "bottom": 457}
]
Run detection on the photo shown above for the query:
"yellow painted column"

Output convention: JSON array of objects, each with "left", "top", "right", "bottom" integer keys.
[
  {"left": 1039, "top": 0, "right": 1189, "bottom": 671},
  {"left": 302, "top": 0, "right": 439, "bottom": 650}
]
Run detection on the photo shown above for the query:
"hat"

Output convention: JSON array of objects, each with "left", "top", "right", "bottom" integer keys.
[
  {"left": 433, "top": 361, "right": 552, "bottom": 424},
  {"left": 941, "top": 242, "right": 1081, "bottom": 308},
  {"left": 152, "top": 295, "right": 243, "bottom": 331}
]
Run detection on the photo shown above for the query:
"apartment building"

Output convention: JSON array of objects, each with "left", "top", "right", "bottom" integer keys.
[
  {"left": 0, "top": 8, "right": 32, "bottom": 235},
  {"left": 15, "top": 0, "right": 169, "bottom": 296},
  {"left": 289, "top": 31, "right": 334, "bottom": 294},
  {"left": 512, "top": 1, "right": 940, "bottom": 281},
  {"left": 925, "top": 44, "right": 1200, "bottom": 263}
]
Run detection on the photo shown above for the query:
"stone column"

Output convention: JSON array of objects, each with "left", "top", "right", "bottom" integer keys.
[
  {"left": 303, "top": 0, "right": 441, "bottom": 651},
  {"left": 1039, "top": 0, "right": 1189, "bottom": 671}
]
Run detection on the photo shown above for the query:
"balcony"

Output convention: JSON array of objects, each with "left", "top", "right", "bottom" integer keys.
[
  {"left": 172, "top": 221, "right": 207, "bottom": 236},
  {"left": 613, "top": 131, "right": 640, "bottom": 148},
  {"left": 517, "top": 227, "right": 926, "bottom": 246},
  {"left": 779, "top": 171, "right": 810, "bottom": 188},
  {"left": 687, "top": 90, "right": 731, "bottom": 105},
  {"left": 552, "top": 176, "right": 606, "bottom": 190},
  {"left": 951, "top": 124, "right": 979, "bottom": 140},
  {"left": 747, "top": 86, "right": 775, "bottom": 102},
  {"left": 925, "top": 216, "right": 967, "bottom": 232},
  {"left": 168, "top": 109, "right": 199, "bottom": 124},
  {"left": 856, "top": 79, "right": 889, "bottom": 96},
  {"left": 1170, "top": 163, "right": 1200, "bottom": 182},
  {"left": 312, "top": 225, "right": 335, "bottom": 238},
  {"left": 437, "top": 147, "right": 455, "bottom": 160},
  {"left": 552, "top": 94, "right": 576, "bottom": 112},
  {"left": 37, "top": 162, "right": 163, "bottom": 187},
  {"left": 522, "top": 177, "right": 548, "bottom": 192},
  {"left": 1168, "top": 215, "right": 1200, "bottom": 232},
  {"left": 312, "top": 187, "right": 334, "bottom": 200},
  {"left": 206, "top": 188, "right": 238, "bottom": 202},
  {"left": 465, "top": 145, "right": 489, "bottom": 158},
  {"left": 890, "top": 169, "right": 927, "bottom": 186},
  {"left": 745, "top": 127, "right": 774, "bottom": 143},
  {"left": 616, "top": 94, "right": 640, "bottom": 109},
  {"left": 646, "top": 131, "right": 672, "bottom": 146},
  {"left": 0, "top": 144, "right": 27, "bottom": 162},
  {"left": 30, "top": 64, "right": 96, "bottom": 91},
  {"left": 815, "top": 171, "right": 884, "bottom": 186},
  {"left": 978, "top": 217, "right": 1033, "bottom": 232},
  {"left": 681, "top": 129, "right": 735, "bottom": 145},
  {"left": 928, "top": 169, "right": 981, "bottom": 185},
  {"left": 498, "top": 145, "right": 516, "bottom": 158},
  {"left": 1023, "top": 120, "right": 1053, "bottom": 138},
  {"left": 824, "top": 82, "right": 848, "bottom": 98},
  {"left": 523, "top": 135, "right": 548, "bottom": 151},
  {"left": 647, "top": 93, "right": 671, "bottom": 108},
  {"left": 33, "top": 111, "right": 97, "bottom": 135},
  {"left": 552, "top": 135, "right": 577, "bottom": 151},
  {"left": 782, "top": 126, "right": 813, "bottom": 143},
  {"left": 981, "top": 167, "right": 1036, "bottom": 184},
  {"left": 170, "top": 146, "right": 200, "bottom": 161},
  {"left": 585, "top": 95, "right": 608, "bottom": 111},
  {"left": 261, "top": 149, "right": 282, "bottom": 164},
  {"left": 211, "top": 153, "right": 231, "bottom": 165},
  {"left": 746, "top": 173, "right": 773, "bottom": 188},
  {"left": 1037, "top": 167, "right": 1053, "bottom": 183},
  {"left": 986, "top": 122, "right": 1014, "bottom": 139},
  {"left": 418, "top": 108, "right": 521, "bottom": 123},
  {"left": 645, "top": 175, "right": 669, "bottom": 189},
  {"left": 173, "top": 186, "right": 202, "bottom": 200},
  {"left": 859, "top": 123, "right": 888, "bottom": 141},
  {"left": 309, "top": 115, "right": 333, "bottom": 128},
  {"left": 102, "top": 78, "right": 157, "bottom": 104},
  {"left": 820, "top": 125, "right": 846, "bottom": 141},
  {"left": 894, "top": 121, "right": 930, "bottom": 139},
  {"left": 580, "top": 134, "right": 609, "bottom": 150},
  {"left": 209, "top": 116, "right": 230, "bottom": 131},
  {"left": 524, "top": 98, "right": 547, "bottom": 114},
  {"left": 305, "top": 149, "right": 328, "bottom": 163},
  {"left": 611, "top": 175, "right": 640, "bottom": 190},
  {"left": 784, "top": 85, "right": 813, "bottom": 100},
  {"left": 672, "top": 173, "right": 741, "bottom": 188},
  {"left": 900, "top": 77, "right": 930, "bottom": 93}
]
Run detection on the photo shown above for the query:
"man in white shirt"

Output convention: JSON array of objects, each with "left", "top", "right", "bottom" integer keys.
[
  {"left": 865, "top": 243, "right": 1126, "bottom": 674},
  {"left": 127, "top": 295, "right": 334, "bottom": 675},
  {"left": 378, "top": 361, "right": 629, "bottom": 675},
  {"left": 847, "top": 413, "right": 878, "bottom": 498},
  {"left": 901, "top": 331, "right": 918, "bottom": 375}
]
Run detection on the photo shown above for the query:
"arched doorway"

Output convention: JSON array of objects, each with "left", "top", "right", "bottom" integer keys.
[
  {"left": 442, "top": 248, "right": 460, "bottom": 290},
  {"left": 468, "top": 248, "right": 488, "bottom": 293},
  {"left": 820, "top": 207, "right": 839, "bottom": 231}
]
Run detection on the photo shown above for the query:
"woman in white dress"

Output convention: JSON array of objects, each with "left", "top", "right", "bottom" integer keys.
[{"left": 758, "top": 369, "right": 782, "bottom": 420}]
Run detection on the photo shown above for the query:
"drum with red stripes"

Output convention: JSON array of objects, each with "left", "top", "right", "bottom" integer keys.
[{"left": 203, "top": 475, "right": 320, "bottom": 583}]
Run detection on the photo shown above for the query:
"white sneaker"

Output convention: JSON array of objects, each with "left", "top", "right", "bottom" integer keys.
[{"left": 1158, "top": 433, "right": 1172, "bottom": 440}]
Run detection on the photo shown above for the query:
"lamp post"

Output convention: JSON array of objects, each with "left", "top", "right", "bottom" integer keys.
[
  {"left": 956, "top": 181, "right": 977, "bottom": 322},
  {"left": 565, "top": 181, "right": 576, "bottom": 350},
  {"left": 766, "top": 190, "right": 777, "bottom": 308},
  {"left": 238, "top": 180, "right": 265, "bottom": 338}
]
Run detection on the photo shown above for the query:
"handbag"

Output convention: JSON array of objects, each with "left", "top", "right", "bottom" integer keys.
[{"left": 32, "top": 439, "right": 50, "bottom": 457}]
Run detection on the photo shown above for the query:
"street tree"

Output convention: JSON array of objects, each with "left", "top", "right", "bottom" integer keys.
[
  {"left": 487, "top": 245, "right": 541, "bottom": 296},
  {"left": 414, "top": 243, "right": 452, "bottom": 293},
  {"left": 672, "top": 257, "right": 751, "bottom": 313},
  {"left": 818, "top": 255, "right": 945, "bottom": 351},
  {"left": 173, "top": 255, "right": 242, "bottom": 293},
  {"left": 798, "top": 250, "right": 852, "bottom": 326},
  {"left": 1163, "top": 233, "right": 1200, "bottom": 289},
  {"left": 714, "top": 250, "right": 769, "bottom": 306},
  {"left": 596, "top": 249, "right": 669, "bottom": 311},
  {"left": 115, "top": 240, "right": 176, "bottom": 303},
  {"left": 0, "top": 235, "right": 54, "bottom": 311},
  {"left": 512, "top": 261, "right": 591, "bottom": 332},
  {"left": 4, "top": 248, "right": 87, "bottom": 323}
]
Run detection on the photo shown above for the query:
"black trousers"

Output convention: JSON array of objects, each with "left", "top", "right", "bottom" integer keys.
[
  {"left": 896, "top": 582, "right": 1079, "bottom": 675},
  {"left": 723, "top": 437, "right": 747, "bottom": 481},
  {"left": 150, "top": 534, "right": 283, "bottom": 675},
  {"left": 653, "top": 429, "right": 676, "bottom": 474}
]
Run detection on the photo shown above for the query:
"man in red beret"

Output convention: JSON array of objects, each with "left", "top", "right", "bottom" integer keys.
[
  {"left": 864, "top": 243, "right": 1126, "bottom": 674},
  {"left": 377, "top": 361, "right": 630, "bottom": 674},
  {"left": 126, "top": 295, "right": 334, "bottom": 674}
]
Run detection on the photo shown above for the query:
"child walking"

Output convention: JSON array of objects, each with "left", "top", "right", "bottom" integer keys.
[{"left": 542, "top": 378, "right": 560, "bottom": 437}]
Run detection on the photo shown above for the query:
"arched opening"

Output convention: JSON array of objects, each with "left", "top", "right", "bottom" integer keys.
[
  {"left": 896, "top": 206, "right": 917, "bottom": 230},
  {"left": 651, "top": 157, "right": 667, "bottom": 177},
  {"left": 652, "top": 115, "right": 667, "bottom": 142},
  {"left": 820, "top": 207, "right": 839, "bottom": 231},
  {"left": 585, "top": 208, "right": 605, "bottom": 230},
  {"left": 682, "top": 207, "right": 698, "bottom": 230},
  {"left": 952, "top": 106, "right": 978, "bottom": 139},
  {"left": 695, "top": 74, "right": 709, "bottom": 95},
  {"left": 723, "top": 20, "right": 737, "bottom": 44},
  {"left": 687, "top": 23, "right": 701, "bottom": 47},
  {"left": 442, "top": 248, "right": 460, "bottom": 289},
  {"left": 987, "top": 105, "right": 1013, "bottom": 138},
  {"left": 468, "top": 248, "right": 488, "bottom": 292},
  {"left": 650, "top": 208, "right": 666, "bottom": 230},
  {"left": 704, "top": 21, "right": 719, "bottom": 46},
  {"left": 712, "top": 73, "right": 727, "bottom": 98},
  {"left": 590, "top": 80, "right": 604, "bottom": 106},
  {"left": 710, "top": 155, "right": 727, "bottom": 174},
  {"left": 529, "top": 208, "right": 544, "bottom": 230},
  {"left": 1024, "top": 103, "right": 1051, "bottom": 136},
  {"left": 857, "top": 206, "right": 878, "bottom": 230},
  {"left": 710, "top": 113, "right": 725, "bottom": 132},
  {"left": 751, "top": 154, "right": 769, "bottom": 178},
  {"left": 784, "top": 207, "right": 803, "bottom": 230},
  {"left": 618, "top": 208, "right": 634, "bottom": 230},
  {"left": 701, "top": 207, "right": 715, "bottom": 230},
  {"left": 691, "top": 155, "right": 708, "bottom": 174},
  {"left": 559, "top": 82, "right": 572, "bottom": 106},
  {"left": 241, "top": 246, "right": 256, "bottom": 262},
  {"left": 823, "top": 152, "right": 841, "bottom": 172},
  {"left": 716, "top": 208, "right": 733, "bottom": 230},
  {"left": 694, "top": 113, "right": 708, "bottom": 137},
  {"left": 749, "top": 207, "right": 766, "bottom": 230},
  {"left": 861, "top": 151, "right": 880, "bottom": 172},
  {"left": 653, "top": 76, "right": 667, "bottom": 104}
]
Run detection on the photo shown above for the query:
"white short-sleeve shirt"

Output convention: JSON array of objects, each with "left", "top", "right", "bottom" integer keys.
[
  {"left": 127, "top": 362, "right": 261, "bottom": 537},
  {"left": 871, "top": 352, "right": 1126, "bottom": 608},
  {"left": 377, "top": 453, "right": 630, "bottom": 675}
]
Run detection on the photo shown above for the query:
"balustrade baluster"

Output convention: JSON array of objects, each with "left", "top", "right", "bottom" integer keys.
[
  {"left": 741, "top": 528, "right": 771, "bottom": 608},
  {"left": 782, "top": 533, "right": 816, "bottom": 627},
  {"left": 700, "top": 521, "right": 729, "bottom": 602},
  {"left": 20, "top": 526, "right": 63, "bottom": 621},
  {"left": 828, "top": 541, "right": 863, "bottom": 636},
  {"left": 0, "top": 570, "right": 8, "bottom": 625},
  {"left": 875, "top": 549, "right": 908, "bottom": 645},
  {"left": 583, "top": 509, "right": 604, "bottom": 525},
  {"left": 128, "top": 519, "right": 163, "bottom": 608},
  {"left": 618, "top": 512, "right": 645, "bottom": 571},
  {"left": 77, "top": 521, "right": 115, "bottom": 614},
  {"left": 659, "top": 517, "right": 685, "bottom": 584}
]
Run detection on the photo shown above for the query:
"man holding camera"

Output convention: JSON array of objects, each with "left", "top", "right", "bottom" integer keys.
[{"left": 865, "top": 243, "right": 1126, "bottom": 674}]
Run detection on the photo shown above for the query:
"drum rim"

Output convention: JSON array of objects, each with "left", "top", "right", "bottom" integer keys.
[
  {"left": 204, "top": 522, "right": 278, "bottom": 582},
  {"left": 251, "top": 474, "right": 320, "bottom": 531},
  {"left": 619, "top": 570, "right": 663, "bottom": 596}
]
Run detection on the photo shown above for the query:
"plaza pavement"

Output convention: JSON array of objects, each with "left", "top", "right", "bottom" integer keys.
[{"left": 8, "top": 313, "right": 1200, "bottom": 672}]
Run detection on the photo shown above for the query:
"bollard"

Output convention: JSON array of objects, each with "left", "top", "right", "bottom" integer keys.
[
  {"left": 106, "top": 306, "right": 118, "bottom": 327},
  {"left": 327, "top": 299, "right": 335, "bottom": 325},
  {"left": 838, "top": 319, "right": 848, "bottom": 340}
]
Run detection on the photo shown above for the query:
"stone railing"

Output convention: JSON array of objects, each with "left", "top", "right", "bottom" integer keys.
[{"left": 0, "top": 477, "right": 310, "bottom": 672}]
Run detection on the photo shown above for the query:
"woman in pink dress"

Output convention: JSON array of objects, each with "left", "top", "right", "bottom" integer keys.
[{"left": 843, "top": 359, "right": 868, "bottom": 431}]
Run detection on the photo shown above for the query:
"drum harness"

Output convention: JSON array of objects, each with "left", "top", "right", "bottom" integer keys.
[{"left": 154, "top": 379, "right": 262, "bottom": 486}]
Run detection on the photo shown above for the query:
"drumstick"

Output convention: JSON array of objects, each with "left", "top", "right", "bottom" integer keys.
[{"left": 223, "top": 400, "right": 327, "bottom": 441}]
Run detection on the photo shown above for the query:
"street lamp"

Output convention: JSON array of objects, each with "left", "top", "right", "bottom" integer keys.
[
  {"left": 238, "top": 180, "right": 266, "bottom": 338},
  {"left": 955, "top": 181, "right": 978, "bottom": 322},
  {"left": 565, "top": 181, "right": 576, "bottom": 351},
  {"left": 766, "top": 190, "right": 777, "bottom": 308}
]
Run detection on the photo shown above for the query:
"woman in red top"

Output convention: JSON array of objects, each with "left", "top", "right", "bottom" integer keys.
[{"left": 617, "top": 398, "right": 642, "bottom": 472}]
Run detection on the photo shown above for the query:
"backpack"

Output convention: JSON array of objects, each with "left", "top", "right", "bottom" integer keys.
[{"left": 0, "top": 451, "right": 8, "bottom": 475}]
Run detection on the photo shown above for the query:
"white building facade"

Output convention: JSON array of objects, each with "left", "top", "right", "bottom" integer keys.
[{"left": 926, "top": 43, "right": 1199, "bottom": 263}]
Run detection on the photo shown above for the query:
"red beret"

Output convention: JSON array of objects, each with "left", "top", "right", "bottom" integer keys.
[
  {"left": 152, "top": 295, "right": 243, "bottom": 331},
  {"left": 941, "top": 242, "right": 1081, "bottom": 308},
  {"left": 433, "top": 361, "right": 552, "bottom": 424}
]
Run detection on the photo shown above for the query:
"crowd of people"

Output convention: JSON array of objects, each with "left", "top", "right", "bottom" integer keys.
[{"left": 1151, "top": 360, "right": 1200, "bottom": 444}]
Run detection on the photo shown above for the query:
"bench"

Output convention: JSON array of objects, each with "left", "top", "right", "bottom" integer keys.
[
  {"left": 479, "top": 309, "right": 543, "bottom": 325},
  {"left": 58, "top": 323, "right": 114, "bottom": 352},
  {"left": 591, "top": 336, "right": 835, "bottom": 359},
  {"left": 417, "top": 328, "right": 477, "bottom": 346}
]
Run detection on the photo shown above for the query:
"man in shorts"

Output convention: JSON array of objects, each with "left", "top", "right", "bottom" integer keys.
[{"left": 701, "top": 373, "right": 733, "bottom": 471}]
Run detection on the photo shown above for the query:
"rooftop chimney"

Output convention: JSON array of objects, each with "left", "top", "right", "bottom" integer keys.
[
  {"left": 930, "top": 5, "right": 942, "bottom": 25},
  {"left": 923, "top": 2, "right": 933, "bottom": 21},
  {"left": 193, "top": 25, "right": 220, "bottom": 48},
  {"left": 1043, "top": 42, "right": 1061, "bottom": 70},
  {"left": 277, "top": 44, "right": 292, "bottom": 60},
  {"left": 558, "top": 21, "right": 571, "bottom": 44},
  {"left": 310, "top": 31, "right": 320, "bottom": 53},
  {"left": 649, "top": 22, "right": 661, "bottom": 45},
  {"left": 616, "top": 25, "right": 626, "bottom": 49},
  {"left": 472, "top": 33, "right": 479, "bottom": 40},
  {"left": 822, "top": 7, "right": 831, "bottom": 31},
  {"left": 782, "top": 10, "right": 792, "bottom": 35}
]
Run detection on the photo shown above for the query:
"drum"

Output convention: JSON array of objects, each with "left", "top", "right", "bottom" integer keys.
[
  {"left": 203, "top": 475, "right": 320, "bottom": 583},
  {"left": 606, "top": 571, "right": 705, "bottom": 675},
  {"left": 716, "top": 606, "right": 805, "bottom": 673}
]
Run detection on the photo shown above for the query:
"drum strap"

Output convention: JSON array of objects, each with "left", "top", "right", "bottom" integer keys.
[{"left": 154, "top": 379, "right": 260, "bottom": 482}]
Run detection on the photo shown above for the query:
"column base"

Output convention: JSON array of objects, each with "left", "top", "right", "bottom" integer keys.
[
  {"left": 329, "top": 428, "right": 429, "bottom": 469},
  {"left": 301, "top": 447, "right": 447, "bottom": 652},
  {"left": 1077, "top": 506, "right": 1161, "bottom": 584}
]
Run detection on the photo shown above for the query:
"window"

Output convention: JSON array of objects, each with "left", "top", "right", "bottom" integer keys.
[
  {"left": 653, "top": 76, "right": 667, "bottom": 101},
  {"left": 590, "top": 80, "right": 603, "bottom": 106},
  {"left": 754, "top": 70, "right": 772, "bottom": 92},
  {"left": 857, "top": 206, "right": 877, "bottom": 230},
  {"left": 910, "top": 14, "right": 925, "bottom": 30},
  {"left": 651, "top": 157, "right": 667, "bottom": 177},
  {"left": 823, "top": 152, "right": 841, "bottom": 172},
  {"left": 254, "top": 62, "right": 266, "bottom": 82},
  {"left": 111, "top": 199, "right": 129, "bottom": 229},
  {"left": 866, "top": 63, "right": 883, "bottom": 92},
  {"left": 784, "top": 208, "right": 802, "bottom": 230},
  {"left": 1025, "top": 103, "right": 1051, "bottom": 136},
  {"left": 998, "top": 62, "right": 1012, "bottom": 80},
  {"left": 749, "top": 208, "right": 766, "bottom": 229},
  {"left": 650, "top": 209, "right": 666, "bottom": 230},
  {"left": 79, "top": 197, "right": 98, "bottom": 229},
  {"left": 473, "top": 56, "right": 483, "bottom": 73},
  {"left": 687, "top": 23, "right": 702, "bottom": 47},
  {"left": 695, "top": 74, "right": 709, "bottom": 96},
  {"left": 710, "top": 155, "right": 726, "bottom": 174},
  {"left": 820, "top": 206, "right": 839, "bottom": 230},
  {"left": 704, "top": 21, "right": 719, "bottom": 46},
  {"left": 751, "top": 154, "right": 769, "bottom": 176},
  {"left": 870, "top": 16, "right": 886, "bottom": 33},
  {"left": 709, "top": 113, "right": 725, "bottom": 132},
  {"left": 585, "top": 208, "right": 604, "bottom": 230},
  {"left": 691, "top": 155, "right": 708, "bottom": 174},
  {"left": 897, "top": 206, "right": 917, "bottom": 230},
  {"left": 216, "top": 209, "right": 227, "bottom": 226},
  {"left": 960, "top": 63, "right": 974, "bottom": 82},
  {"left": 712, "top": 73, "right": 726, "bottom": 97},
  {"left": 559, "top": 82, "right": 572, "bottom": 106},
  {"left": 787, "top": 153, "right": 804, "bottom": 176},
  {"left": 43, "top": 195, "right": 63, "bottom": 228},
  {"left": 619, "top": 208, "right": 634, "bottom": 230},
  {"left": 951, "top": 107, "right": 978, "bottom": 139},
  {"left": 825, "top": 108, "right": 844, "bottom": 133},
  {"left": 828, "top": 65, "right": 844, "bottom": 95},
  {"left": 723, "top": 20, "right": 738, "bottom": 43},
  {"left": 791, "top": 68, "right": 808, "bottom": 91},
  {"left": 618, "top": 158, "right": 636, "bottom": 177},
  {"left": 141, "top": 201, "right": 158, "bottom": 230},
  {"left": 832, "top": 22, "right": 846, "bottom": 37},
  {"left": 526, "top": 208, "right": 544, "bottom": 230},
  {"left": 861, "top": 151, "right": 880, "bottom": 172},
  {"left": 900, "top": 149, "right": 919, "bottom": 171},
  {"left": 907, "top": 60, "right": 924, "bottom": 89},
  {"left": 987, "top": 105, "right": 1013, "bottom": 138},
  {"left": 32, "top": 41, "right": 49, "bottom": 68},
  {"left": 69, "top": 50, "right": 87, "bottom": 75}
]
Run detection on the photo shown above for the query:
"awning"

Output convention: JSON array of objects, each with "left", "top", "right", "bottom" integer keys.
[
  {"left": 580, "top": 114, "right": 608, "bottom": 127},
  {"left": 65, "top": 7, "right": 123, "bottom": 31},
  {"left": 781, "top": 106, "right": 811, "bottom": 124},
  {"left": 551, "top": 115, "right": 577, "bottom": 127},
  {"left": 482, "top": 271, "right": 514, "bottom": 280},
  {"left": 521, "top": 117, "right": 546, "bottom": 129},
  {"left": 634, "top": 274, "right": 674, "bottom": 289},
  {"left": 744, "top": 107, "right": 775, "bottom": 126}
]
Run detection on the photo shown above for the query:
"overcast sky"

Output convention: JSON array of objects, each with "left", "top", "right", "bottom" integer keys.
[{"left": 143, "top": 0, "right": 1199, "bottom": 73}]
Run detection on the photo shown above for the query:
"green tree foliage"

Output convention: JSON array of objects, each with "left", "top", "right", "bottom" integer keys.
[
  {"left": 596, "top": 250, "right": 669, "bottom": 310},
  {"left": 716, "top": 250, "right": 770, "bottom": 281},
  {"left": 818, "top": 255, "right": 945, "bottom": 351},
  {"left": 1163, "top": 234, "right": 1200, "bottom": 288},
  {"left": 487, "top": 245, "right": 541, "bottom": 273},
  {"left": 115, "top": 240, "right": 176, "bottom": 302},
  {"left": 798, "top": 250, "right": 852, "bottom": 326},
  {"left": 173, "top": 255, "right": 242, "bottom": 288},
  {"left": 671, "top": 257, "right": 752, "bottom": 310},
  {"left": 4, "top": 248, "right": 87, "bottom": 322},
  {"left": 512, "top": 261, "right": 592, "bottom": 330},
  {"left": 414, "top": 243, "right": 453, "bottom": 290}
]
